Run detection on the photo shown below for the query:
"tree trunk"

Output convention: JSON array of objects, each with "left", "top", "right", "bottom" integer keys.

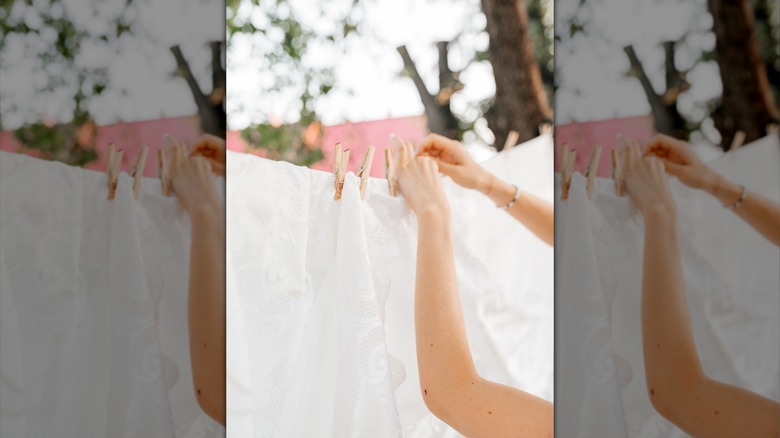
[
  {"left": 397, "top": 44, "right": 462, "bottom": 140},
  {"left": 171, "top": 43, "right": 227, "bottom": 139},
  {"left": 752, "top": 0, "right": 779, "bottom": 105},
  {"left": 481, "top": 0, "right": 551, "bottom": 150},
  {"left": 708, "top": 0, "right": 779, "bottom": 150},
  {"left": 624, "top": 43, "right": 689, "bottom": 141}
]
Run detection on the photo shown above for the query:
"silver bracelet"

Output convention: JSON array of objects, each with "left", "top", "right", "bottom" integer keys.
[
  {"left": 498, "top": 185, "right": 521, "bottom": 210},
  {"left": 726, "top": 185, "right": 747, "bottom": 210}
]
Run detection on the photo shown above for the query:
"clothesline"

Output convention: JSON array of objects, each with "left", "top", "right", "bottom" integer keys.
[
  {"left": 555, "top": 131, "right": 779, "bottom": 202},
  {"left": 325, "top": 131, "right": 537, "bottom": 202}
]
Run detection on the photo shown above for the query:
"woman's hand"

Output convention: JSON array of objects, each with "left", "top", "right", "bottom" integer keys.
[
  {"left": 643, "top": 134, "right": 718, "bottom": 193},
  {"left": 408, "top": 133, "right": 554, "bottom": 246},
  {"left": 190, "top": 134, "right": 226, "bottom": 177},
  {"left": 415, "top": 134, "right": 492, "bottom": 193},
  {"left": 394, "top": 138, "right": 450, "bottom": 218},
  {"left": 621, "top": 140, "right": 677, "bottom": 218},
  {"left": 164, "top": 142, "right": 221, "bottom": 215}
]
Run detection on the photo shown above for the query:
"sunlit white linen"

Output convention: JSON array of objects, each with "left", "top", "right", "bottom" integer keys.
[
  {"left": 0, "top": 151, "right": 223, "bottom": 437},
  {"left": 226, "top": 134, "right": 554, "bottom": 437}
]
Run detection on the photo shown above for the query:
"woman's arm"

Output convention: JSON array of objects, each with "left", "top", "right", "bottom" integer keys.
[
  {"left": 167, "top": 141, "right": 226, "bottom": 425},
  {"left": 621, "top": 146, "right": 780, "bottom": 437},
  {"left": 642, "top": 210, "right": 779, "bottom": 437},
  {"left": 187, "top": 203, "right": 226, "bottom": 425},
  {"left": 479, "top": 173, "right": 554, "bottom": 246},
  {"left": 702, "top": 173, "right": 780, "bottom": 246},
  {"left": 645, "top": 134, "right": 780, "bottom": 246},
  {"left": 415, "top": 134, "right": 554, "bottom": 246},
  {"left": 395, "top": 141, "right": 553, "bottom": 438}
]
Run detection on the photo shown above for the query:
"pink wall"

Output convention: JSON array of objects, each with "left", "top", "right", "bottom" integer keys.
[
  {"left": 3, "top": 115, "right": 428, "bottom": 178},
  {"left": 226, "top": 115, "right": 428, "bottom": 177},
  {"left": 316, "top": 116, "right": 427, "bottom": 177},
  {"left": 1, "top": 116, "right": 201, "bottom": 177},
  {"left": 4, "top": 114, "right": 655, "bottom": 179},
  {"left": 0, "top": 131, "right": 21, "bottom": 153},
  {"left": 554, "top": 115, "right": 654, "bottom": 177}
]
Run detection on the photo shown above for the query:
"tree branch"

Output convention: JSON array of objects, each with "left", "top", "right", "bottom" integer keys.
[
  {"left": 624, "top": 44, "right": 689, "bottom": 140},
  {"left": 397, "top": 44, "right": 460, "bottom": 139},
  {"left": 661, "top": 41, "right": 690, "bottom": 105},
  {"left": 624, "top": 45, "right": 661, "bottom": 105},
  {"left": 434, "top": 41, "right": 463, "bottom": 105},
  {"left": 170, "top": 45, "right": 209, "bottom": 108},
  {"left": 397, "top": 45, "right": 437, "bottom": 112}
]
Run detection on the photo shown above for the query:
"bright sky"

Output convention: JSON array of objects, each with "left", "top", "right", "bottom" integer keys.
[
  {"left": 226, "top": 0, "right": 504, "bottom": 144},
  {"left": 0, "top": 0, "right": 223, "bottom": 130}
]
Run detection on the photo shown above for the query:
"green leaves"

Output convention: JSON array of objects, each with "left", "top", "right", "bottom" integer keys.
[
  {"left": 342, "top": 21, "right": 358, "bottom": 37},
  {"left": 1, "top": 0, "right": 140, "bottom": 166},
  {"left": 241, "top": 122, "right": 324, "bottom": 166},
  {"left": 226, "top": 0, "right": 354, "bottom": 165},
  {"left": 568, "top": 21, "right": 585, "bottom": 38},
  {"left": 13, "top": 121, "right": 98, "bottom": 167}
]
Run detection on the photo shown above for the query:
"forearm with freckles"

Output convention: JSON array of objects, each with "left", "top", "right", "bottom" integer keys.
[
  {"left": 188, "top": 204, "right": 226, "bottom": 425},
  {"left": 414, "top": 208, "right": 553, "bottom": 437},
  {"left": 481, "top": 174, "right": 554, "bottom": 247},
  {"left": 641, "top": 210, "right": 779, "bottom": 437}
]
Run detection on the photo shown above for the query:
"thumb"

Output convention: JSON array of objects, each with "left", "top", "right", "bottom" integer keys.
[
  {"left": 437, "top": 161, "right": 474, "bottom": 187},
  {"left": 663, "top": 161, "right": 686, "bottom": 176},
  {"left": 435, "top": 160, "right": 459, "bottom": 176}
]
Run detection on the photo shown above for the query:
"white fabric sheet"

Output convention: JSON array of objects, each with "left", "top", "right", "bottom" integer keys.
[
  {"left": 226, "top": 134, "right": 554, "bottom": 437},
  {"left": 555, "top": 135, "right": 780, "bottom": 437},
  {"left": 0, "top": 151, "right": 223, "bottom": 437}
]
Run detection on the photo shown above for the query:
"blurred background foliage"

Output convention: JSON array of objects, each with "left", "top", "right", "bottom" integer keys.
[
  {"left": 1, "top": 0, "right": 223, "bottom": 166},
  {"left": 0, "top": 0, "right": 136, "bottom": 165},
  {"left": 227, "top": 0, "right": 554, "bottom": 165},
  {"left": 557, "top": 0, "right": 779, "bottom": 149}
]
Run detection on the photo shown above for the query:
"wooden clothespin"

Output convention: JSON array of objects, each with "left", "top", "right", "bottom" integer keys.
[
  {"left": 106, "top": 143, "right": 123, "bottom": 200},
  {"left": 107, "top": 143, "right": 116, "bottom": 196},
  {"left": 158, "top": 148, "right": 170, "bottom": 197},
  {"left": 357, "top": 145, "right": 375, "bottom": 200},
  {"left": 614, "top": 134, "right": 632, "bottom": 196},
  {"left": 332, "top": 142, "right": 342, "bottom": 175},
  {"left": 160, "top": 134, "right": 180, "bottom": 197},
  {"left": 333, "top": 143, "right": 343, "bottom": 200},
  {"left": 560, "top": 143, "right": 576, "bottom": 200},
  {"left": 611, "top": 148, "right": 624, "bottom": 196},
  {"left": 560, "top": 143, "right": 569, "bottom": 170},
  {"left": 131, "top": 146, "right": 148, "bottom": 200},
  {"left": 503, "top": 130, "right": 520, "bottom": 151},
  {"left": 333, "top": 145, "right": 350, "bottom": 201},
  {"left": 585, "top": 146, "right": 602, "bottom": 200},
  {"left": 388, "top": 134, "right": 406, "bottom": 196},
  {"left": 729, "top": 130, "right": 746, "bottom": 151},
  {"left": 385, "top": 148, "right": 396, "bottom": 196}
]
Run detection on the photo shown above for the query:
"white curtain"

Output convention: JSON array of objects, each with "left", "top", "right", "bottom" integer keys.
[
  {"left": 555, "top": 135, "right": 780, "bottom": 437},
  {"left": 226, "top": 134, "right": 554, "bottom": 437},
  {"left": 0, "top": 151, "right": 223, "bottom": 437}
]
